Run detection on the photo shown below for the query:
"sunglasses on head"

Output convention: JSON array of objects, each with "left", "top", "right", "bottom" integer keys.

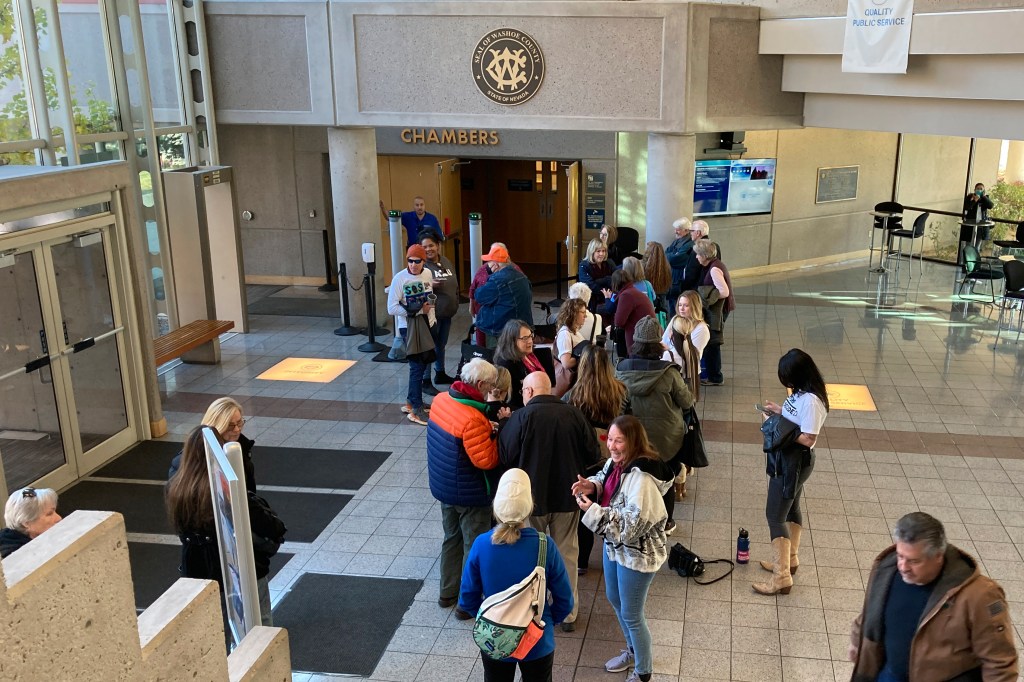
[{"left": 22, "top": 487, "right": 37, "bottom": 499}]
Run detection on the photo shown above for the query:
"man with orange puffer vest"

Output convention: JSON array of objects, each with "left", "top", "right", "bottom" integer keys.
[{"left": 427, "top": 357, "right": 507, "bottom": 620}]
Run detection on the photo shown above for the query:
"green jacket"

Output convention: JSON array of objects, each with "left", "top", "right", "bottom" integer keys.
[{"left": 616, "top": 357, "right": 694, "bottom": 461}]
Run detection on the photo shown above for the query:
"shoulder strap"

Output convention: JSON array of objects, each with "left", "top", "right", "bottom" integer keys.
[
  {"left": 693, "top": 558, "right": 735, "bottom": 585},
  {"left": 536, "top": 533, "right": 547, "bottom": 567}
]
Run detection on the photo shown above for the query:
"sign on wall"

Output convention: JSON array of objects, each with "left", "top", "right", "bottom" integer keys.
[
  {"left": 816, "top": 166, "right": 860, "bottom": 204},
  {"left": 585, "top": 209, "right": 605, "bottom": 230},
  {"left": 842, "top": 0, "right": 915, "bottom": 73},
  {"left": 472, "top": 29, "right": 545, "bottom": 106}
]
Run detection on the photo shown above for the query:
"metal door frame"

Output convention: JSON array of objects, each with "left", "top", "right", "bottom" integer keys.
[{"left": 0, "top": 211, "right": 144, "bottom": 497}]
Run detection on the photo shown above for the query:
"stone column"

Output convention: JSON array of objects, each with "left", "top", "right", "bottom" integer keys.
[
  {"left": 645, "top": 132, "right": 696, "bottom": 247},
  {"left": 1005, "top": 140, "right": 1024, "bottom": 184},
  {"left": 328, "top": 126, "right": 383, "bottom": 328}
]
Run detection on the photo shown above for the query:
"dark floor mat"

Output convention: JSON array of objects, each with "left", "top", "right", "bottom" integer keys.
[
  {"left": 248, "top": 296, "right": 340, "bottom": 318},
  {"left": 273, "top": 573, "right": 422, "bottom": 675},
  {"left": 59, "top": 480, "right": 349, "bottom": 541},
  {"left": 128, "top": 542, "right": 292, "bottom": 610},
  {"left": 94, "top": 441, "right": 390, "bottom": 491}
]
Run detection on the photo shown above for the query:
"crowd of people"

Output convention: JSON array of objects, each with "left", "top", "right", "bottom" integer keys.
[{"left": 4, "top": 205, "right": 1018, "bottom": 682}]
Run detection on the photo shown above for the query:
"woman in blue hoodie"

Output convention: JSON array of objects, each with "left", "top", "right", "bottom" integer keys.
[{"left": 459, "top": 468, "right": 574, "bottom": 682}]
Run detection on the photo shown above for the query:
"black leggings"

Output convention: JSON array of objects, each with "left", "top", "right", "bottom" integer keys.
[
  {"left": 765, "top": 453, "right": 814, "bottom": 540},
  {"left": 480, "top": 651, "right": 554, "bottom": 682},
  {"left": 578, "top": 517, "right": 594, "bottom": 569},
  {"left": 663, "top": 459, "right": 683, "bottom": 521}
]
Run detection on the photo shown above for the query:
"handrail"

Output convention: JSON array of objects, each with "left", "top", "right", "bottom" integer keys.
[{"left": 901, "top": 205, "right": 1019, "bottom": 226}]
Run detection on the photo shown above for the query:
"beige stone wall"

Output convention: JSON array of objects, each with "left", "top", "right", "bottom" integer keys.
[{"left": 0, "top": 510, "right": 290, "bottom": 681}]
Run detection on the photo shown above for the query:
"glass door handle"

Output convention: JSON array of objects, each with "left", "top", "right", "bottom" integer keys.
[
  {"left": 0, "top": 354, "right": 53, "bottom": 382},
  {"left": 59, "top": 327, "right": 123, "bottom": 356}
]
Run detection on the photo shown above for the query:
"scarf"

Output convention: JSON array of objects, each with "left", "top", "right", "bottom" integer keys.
[
  {"left": 522, "top": 353, "right": 544, "bottom": 374},
  {"left": 601, "top": 463, "right": 624, "bottom": 507}
]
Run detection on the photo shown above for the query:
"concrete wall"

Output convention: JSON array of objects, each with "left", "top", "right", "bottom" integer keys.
[
  {"left": 0, "top": 510, "right": 290, "bottom": 681},
  {"left": 219, "top": 125, "right": 330, "bottom": 282}
]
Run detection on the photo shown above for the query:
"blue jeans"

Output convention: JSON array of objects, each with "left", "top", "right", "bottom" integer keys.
[
  {"left": 400, "top": 328, "right": 427, "bottom": 409},
  {"left": 603, "top": 549, "right": 655, "bottom": 675},
  {"left": 434, "top": 316, "right": 452, "bottom": 374}
]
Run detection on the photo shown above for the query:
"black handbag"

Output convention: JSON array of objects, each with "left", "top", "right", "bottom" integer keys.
[
  {"left": 679, "top": 406, "right": 709, "bottom": 468},
  {"left": 668, "top": 542, "right": 734, "bottom": 585},
  {"left": 457, "top": 324, "right": 494, "bottom": 376}
]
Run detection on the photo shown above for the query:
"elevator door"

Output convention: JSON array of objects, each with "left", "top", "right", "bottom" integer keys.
[{"left": 0, "top": 221, "right": 137, "bottom": 493}]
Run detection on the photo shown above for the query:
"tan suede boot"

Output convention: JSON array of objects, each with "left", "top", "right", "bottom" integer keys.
[
  {"left": 674, "top": 470, "right": 687, "bottom": 500},
  {"left": 752, "top": 537, "right": 793, "bottom": 595},
  {"left": 759, "top": 522, "right": 802, "bottom": 574}
]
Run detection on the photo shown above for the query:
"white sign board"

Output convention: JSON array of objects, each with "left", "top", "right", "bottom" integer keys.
[
  {"left": 203, "top": 429, "right": 261, "bottom": 648},
  {"left": 842, "top": 0, "right": 915, "bottom": 74}
]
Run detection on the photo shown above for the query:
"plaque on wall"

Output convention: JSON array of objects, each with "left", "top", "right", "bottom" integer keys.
[
  {"left": 816, "top": 165, "right": 859, "bottom": 203},
  {"left": 585, "top": 209, "right": 605, "bottom": 229},
  {"left": 472, "top": 29, "right": 545, "bottom": 106},
  {"left": 585, "top": 195, "right": 606, "bottom": 210},
  {"left": 586, "top": 173, "right": 606, "bottom": 194}
]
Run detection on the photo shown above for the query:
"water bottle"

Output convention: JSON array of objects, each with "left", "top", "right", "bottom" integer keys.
[{"left": 736, "top": 528, "right": 750, "bottom": 564}]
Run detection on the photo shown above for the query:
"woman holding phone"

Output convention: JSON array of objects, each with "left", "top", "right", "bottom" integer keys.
[{"left": 753, "top": 349, "right": 829, "bottom": 595}]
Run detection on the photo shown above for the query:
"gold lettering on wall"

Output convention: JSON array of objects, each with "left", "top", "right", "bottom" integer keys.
[{"left": 400, "top": 128, "right": 501, "bottom": 146}]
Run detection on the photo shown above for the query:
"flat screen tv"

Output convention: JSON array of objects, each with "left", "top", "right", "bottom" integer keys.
[{"left": 693, "top": 158, "right": 776, "bottom": 217}]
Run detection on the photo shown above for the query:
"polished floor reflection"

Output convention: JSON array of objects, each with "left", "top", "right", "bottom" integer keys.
[{"left": 152, "top": 258, "right": 1024, "bottom": 681}]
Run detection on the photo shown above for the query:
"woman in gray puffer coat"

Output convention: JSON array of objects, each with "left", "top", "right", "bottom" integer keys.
[{"left": 615, "top": 316, "right": 694, "bottom": 534}]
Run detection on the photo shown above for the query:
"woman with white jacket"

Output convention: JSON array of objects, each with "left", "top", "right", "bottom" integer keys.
[{"left": 572, "top": 415, "right": 672, "bottom": 682}]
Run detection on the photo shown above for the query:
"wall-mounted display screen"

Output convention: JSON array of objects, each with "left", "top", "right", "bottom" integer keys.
[{"left": 694, "top": 158, "right": 777, "bottom": 217}]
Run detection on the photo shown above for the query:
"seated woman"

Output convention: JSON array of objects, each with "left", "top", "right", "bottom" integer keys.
[
  {"left": 578, "top": 239, "right": 616, "bottom": 310},
  {"left": 553, "top": 298, "right": 588, "bottom": 397},
  {"left": 0, "top": 487, "right": 61, "bottom": 558},
  {"left": 493, "top": 319, "right": 548, "bottom": 410},
  {"left": 459, "top": 468, "right": 573, "bottom": 682},
  {"left": 167, "top": 426, "right": 286, "bottom": 629}
]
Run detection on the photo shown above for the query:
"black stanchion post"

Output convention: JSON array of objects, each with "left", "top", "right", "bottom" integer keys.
[
  {"left": 358, "top": 273, "right": 387, "bottom": 352},
  {"left": 318, "top": 229, "right": 338, "bottom": 292},
  {"left": 334, "top": 262, "right": 360, "bottom": 336},
  {"left": 548, "top": 240, "right": 565, "bottom": 308},
  {"left": 454, "top": 236, "right": 469, "bottom": 303}
]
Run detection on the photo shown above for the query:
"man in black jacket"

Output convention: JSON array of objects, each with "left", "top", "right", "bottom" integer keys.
[{"left": 498, "top": 371, "right": 601, "bottom": 631}]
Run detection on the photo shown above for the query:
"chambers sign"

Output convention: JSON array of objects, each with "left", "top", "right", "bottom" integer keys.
[{"left": 472, "top": 28, "right": 545, "bottom": 106}]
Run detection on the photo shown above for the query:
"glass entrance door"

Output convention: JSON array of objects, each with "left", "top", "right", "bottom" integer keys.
[
  {"left": 0, "top": 251, "right": 71, "bottom": 490},
  {"left": 0, "top": 220, "right": 138, "bottom": 493}
]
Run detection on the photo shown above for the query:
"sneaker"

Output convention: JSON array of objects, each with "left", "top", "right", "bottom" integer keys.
[
  {"left": 407, "top": 408, "right": 429, "bottom": 426},
  {"left": 605, "top": 648, "right": 635, "bottom": 673},
  {"left": 701, "top": 377, "right": 724, "bottom": 386},
  {"left": 434, "top": 371, "right": 456, "bottom": 385},
  {"left": 560, "top": 621, "right": 576, "bottom": 632},
  {"left": 665, "top": 520, "right": 677, "bottom": 536},
  {"left": 402, "top": 403, "right": 429, "bottom": 415},
  {"left": 421, "top": 380, "right": 439, "bottom": 397},
  {"left": 623, "top": 671, "right": 643, "bottom": 682}
]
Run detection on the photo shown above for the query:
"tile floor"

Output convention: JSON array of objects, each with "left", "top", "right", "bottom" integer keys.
[{"left": 157, "top": 257, "right": 1024, "bottom": 681}]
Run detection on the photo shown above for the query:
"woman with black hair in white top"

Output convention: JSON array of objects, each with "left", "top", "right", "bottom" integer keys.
[{"left": 753, "top": 348, "right": 829, "bottom": 596}]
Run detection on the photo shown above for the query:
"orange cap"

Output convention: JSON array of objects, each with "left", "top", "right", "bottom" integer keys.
[{"left": 482, "top": 245, "right": 510, "bottom": 263}]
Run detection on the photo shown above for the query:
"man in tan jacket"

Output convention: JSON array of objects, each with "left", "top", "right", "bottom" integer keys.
[{"left": 848, "top": 512, "right": 1018, "bottom": 682}]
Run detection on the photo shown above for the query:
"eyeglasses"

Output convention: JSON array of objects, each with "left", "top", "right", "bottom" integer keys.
[
  {"left": 407, "top": 258, "right": 423, "bottom": 264},
  {"left": 227, "top": 418, "right": 246, "bottom": 430},
  {"left": 21, "top": 487, "right": 36, "bottom": 499},
  {"left": 520, "top": 386, "right": 533, "bottom": 395},
  {"left": 518, "top": 334, "right": 535, "bottom": 341}
]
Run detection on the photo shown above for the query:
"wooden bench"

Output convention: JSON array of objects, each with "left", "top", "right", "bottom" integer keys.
[{"left": 154, "top": 319, "right": 234, "bottom": 366}]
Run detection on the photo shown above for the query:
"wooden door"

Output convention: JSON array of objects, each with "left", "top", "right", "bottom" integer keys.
[
  {"left": 489, "top": 160, "right": 546, "bottom": 264},
  {"left": 435, "top": 158, "right": 462, "bottom": 268},
  {"left": 565, "top": 162, "right": 581, "bottom": 276}
]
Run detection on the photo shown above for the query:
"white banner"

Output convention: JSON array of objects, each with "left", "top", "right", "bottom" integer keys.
[{"left": 842, "top": 0, "right": 915, "bottom": 74}]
